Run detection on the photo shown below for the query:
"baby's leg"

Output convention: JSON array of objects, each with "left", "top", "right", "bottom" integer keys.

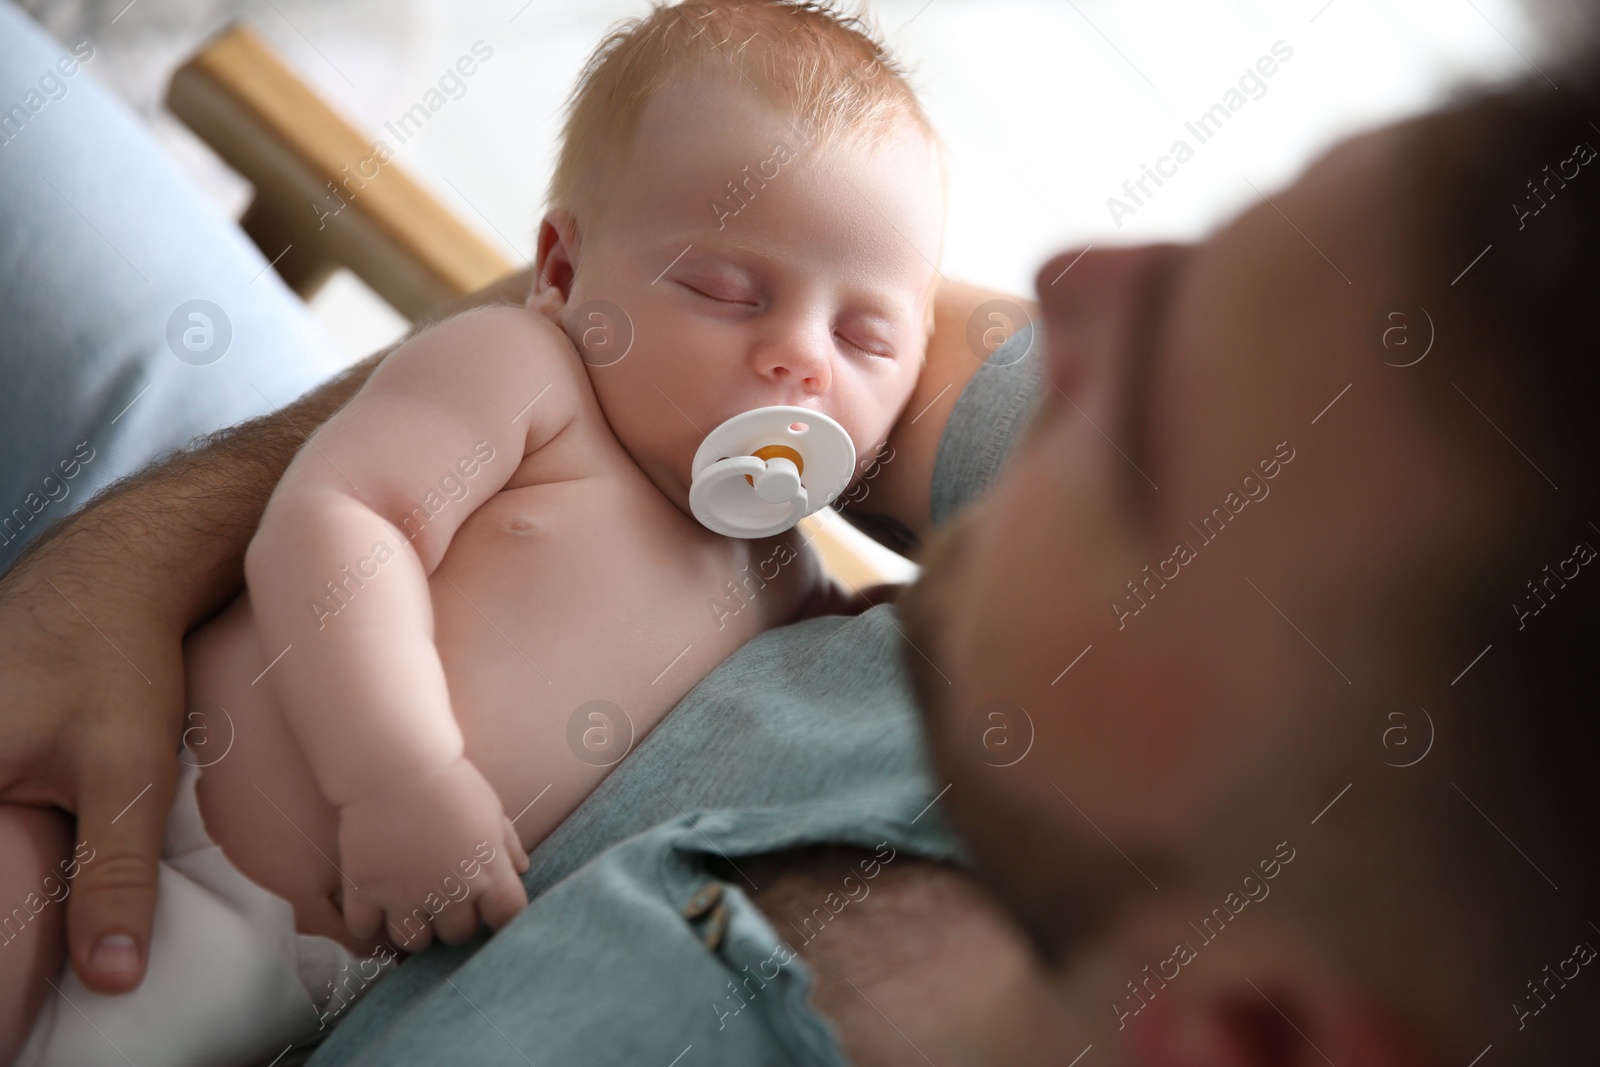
[{"left": 0, "top": 804, "right": 71, "bottom": 1066}]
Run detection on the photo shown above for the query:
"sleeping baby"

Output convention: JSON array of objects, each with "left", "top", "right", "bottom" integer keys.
[{"left": 10, "top": 0, "right": 946, "bottom": 1064}]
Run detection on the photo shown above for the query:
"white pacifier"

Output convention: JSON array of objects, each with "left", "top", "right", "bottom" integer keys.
[{"left": 689, "top": 405, "right": 856, "bottom": 538}]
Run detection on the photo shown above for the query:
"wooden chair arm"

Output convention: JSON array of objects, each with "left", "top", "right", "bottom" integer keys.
[{"left": 165, "top": 22, "right": 514, "bottom": 321}]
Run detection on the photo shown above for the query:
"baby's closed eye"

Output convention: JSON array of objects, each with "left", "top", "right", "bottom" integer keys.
[
  {"left": 679, "top": 279, "right": 757, "bottom": 306},
  {"left": 837, "top": 331, "right": 894, "bottom": 358}
]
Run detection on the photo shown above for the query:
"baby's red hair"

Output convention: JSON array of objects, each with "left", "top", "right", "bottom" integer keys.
[{"left": 545, "top": 0, "right": 944, "bottom": 239}]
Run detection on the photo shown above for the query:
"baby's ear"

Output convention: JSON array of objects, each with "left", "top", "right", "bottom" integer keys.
[{"left": 528, "top": 208, "right": 580, "bottom": 319}]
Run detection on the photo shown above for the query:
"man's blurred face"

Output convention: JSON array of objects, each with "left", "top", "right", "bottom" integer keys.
[{"left": 899, "top": 123, "right": 1517, "bottom": 964}]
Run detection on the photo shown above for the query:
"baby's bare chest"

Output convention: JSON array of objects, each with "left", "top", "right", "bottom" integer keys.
[
  {"left": 420, "top": 427, "right": 815, "bottom": 781},
  {"left": 436, "top": 475, "right": 763, "bottom": 659}
]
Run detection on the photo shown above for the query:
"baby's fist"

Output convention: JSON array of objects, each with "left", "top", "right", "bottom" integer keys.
[{"left": 335, "top": 757, "right": 529, "bottom": 950}]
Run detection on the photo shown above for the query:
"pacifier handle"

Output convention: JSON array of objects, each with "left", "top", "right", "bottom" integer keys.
[
  {"left": 696, "top": 455, "right": 806, "bottom": 532},
  {"left": 752, "top": 457, "right": 803, "bottom": 504},
  {"left": 744, "top": 444, "right": 805, "bottom": 504}
]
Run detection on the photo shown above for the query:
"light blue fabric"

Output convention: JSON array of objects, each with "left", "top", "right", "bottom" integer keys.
[
  {"left": 0, "top": 2, "right": 1048, "bottom": 1061},
  {"left": 0, "top": 0, "right": 347, "bottom": 573}
]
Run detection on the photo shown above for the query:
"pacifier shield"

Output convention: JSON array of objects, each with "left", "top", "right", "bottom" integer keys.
[{"left": 688, "top": 406, "right": 855, "bottom": 538}]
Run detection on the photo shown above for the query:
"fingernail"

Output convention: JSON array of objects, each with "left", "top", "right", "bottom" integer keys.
[{"left": 90, "top": 934, "right": 140, "bottom": 974}]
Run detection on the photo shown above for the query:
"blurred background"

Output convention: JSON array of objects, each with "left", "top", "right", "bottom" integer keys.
[
  {"left": 16, "top": 0, "right": 1557, "bottom": 360},
  {"left": 13, "top": 0, "right": 1560, "bottom": 579}
]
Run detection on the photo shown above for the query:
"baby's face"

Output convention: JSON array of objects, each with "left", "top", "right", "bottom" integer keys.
[{"left": 542, "top": 77, "right": 946, "bottom": 519}]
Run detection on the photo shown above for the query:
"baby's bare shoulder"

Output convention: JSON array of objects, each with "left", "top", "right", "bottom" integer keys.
[
  {"left": 374, "top": 304, "right": 591, "bottom": 451},
  {"left": 430, "top": 304, "right": 582, "bottom": 373}
]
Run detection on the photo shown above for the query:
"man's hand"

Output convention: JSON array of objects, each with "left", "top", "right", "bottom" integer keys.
[
  {"left": 0, "top": 560, "right": 187, "bottom": 994},
  {"left": 336, "top": 758, "right": 529, "bottom": 952}
]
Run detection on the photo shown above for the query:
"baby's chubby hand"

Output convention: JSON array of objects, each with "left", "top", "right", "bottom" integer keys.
[{"left": 335, "top": 757, "right": 531, "bottom": 951}]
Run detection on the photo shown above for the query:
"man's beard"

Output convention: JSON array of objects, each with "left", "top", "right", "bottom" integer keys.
[{"left": 897, "top": 501, "right": 1159, "bottom": 971}]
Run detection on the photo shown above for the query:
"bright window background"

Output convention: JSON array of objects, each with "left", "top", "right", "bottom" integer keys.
[
  {"left": 42, "top": 0, "right": 1544, "bottom": 358},
  {"left": 277, "top": 0, "right": 1542, "bottom": 358}
]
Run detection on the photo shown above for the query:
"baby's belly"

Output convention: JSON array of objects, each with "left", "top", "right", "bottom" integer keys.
[
  {"left": 186, "top": 473, "right": 802, "bottom": 952},
  {"left": 430, "top": 478, "right": 784, "bottom": 840}
]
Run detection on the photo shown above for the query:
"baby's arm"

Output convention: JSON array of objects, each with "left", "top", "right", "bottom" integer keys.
[{"left": 243, "top": 304, "right": 583, "bottom": 950}]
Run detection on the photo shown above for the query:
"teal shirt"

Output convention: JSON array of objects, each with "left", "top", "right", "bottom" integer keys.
[{"left": 309, "top": 323, "right": 1046, "bottom": 1066}]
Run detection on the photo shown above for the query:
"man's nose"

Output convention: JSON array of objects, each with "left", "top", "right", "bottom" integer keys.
[
  {"left": 752, "top": 324, "right": 833, "bottom": 396},
  {"left": 1033, "top": 243, "right": 1187, "bottom": 405}
]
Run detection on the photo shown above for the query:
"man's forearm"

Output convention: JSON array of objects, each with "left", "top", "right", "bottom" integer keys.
[{"left": 0, "top": 350, "right": 385, "bottom": 631}]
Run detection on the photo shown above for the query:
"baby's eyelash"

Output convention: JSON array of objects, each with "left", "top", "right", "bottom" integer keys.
[
  {"left": 679, "top": 281, "right": 753, "bottom": 306},
  {"left": 838, "top": 333, "right": 891, "bottom": 358}
]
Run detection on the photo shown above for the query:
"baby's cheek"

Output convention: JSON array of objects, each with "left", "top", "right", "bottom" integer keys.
[{"left": 859, "top": 377, "right": 915, "bottom": 455}]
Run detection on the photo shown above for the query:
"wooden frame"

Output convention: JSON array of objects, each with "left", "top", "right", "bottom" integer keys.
[{"left": 166, "top": 23, "right": 512, "bottom": 319}]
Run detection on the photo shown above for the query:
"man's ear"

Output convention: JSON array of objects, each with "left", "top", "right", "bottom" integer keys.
[
  {"left": 1128, "top": 978, "right": 1439, "bottom": 1067},
  {"left": 528, "top": 208, "right": 580, "bottom": 320}
]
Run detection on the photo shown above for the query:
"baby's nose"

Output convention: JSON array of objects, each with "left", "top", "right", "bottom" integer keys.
[{"left": 754, "top": 337, "right": 832, "bottom": 396}]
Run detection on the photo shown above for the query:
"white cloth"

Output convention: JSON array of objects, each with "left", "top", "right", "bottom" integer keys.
[{"left": 18, "top": 757, "right": 390, "bottom": 1066}]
